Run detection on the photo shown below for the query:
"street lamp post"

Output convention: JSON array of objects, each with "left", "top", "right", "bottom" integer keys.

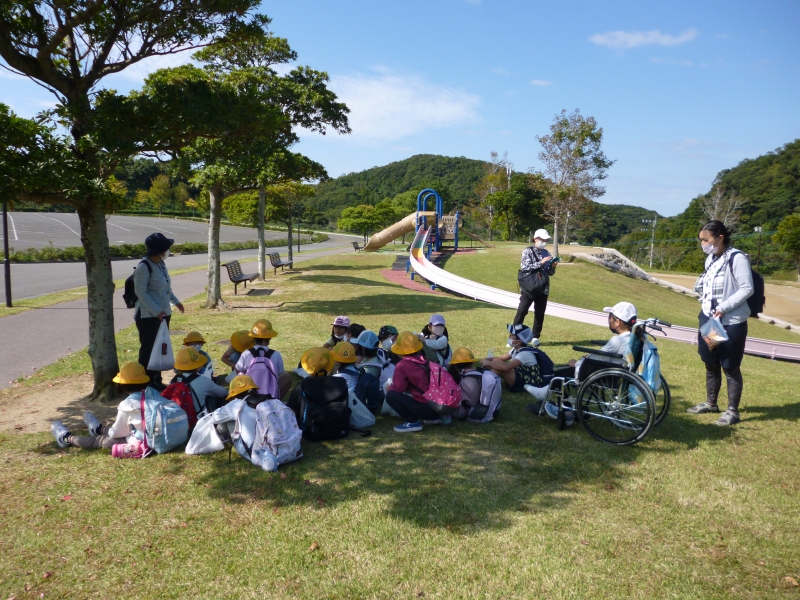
[
  {"left": 754, "top": 225, "right": 763, "bottom": 272},
  {"left": 642, "top": 214, "right": 657, "bottom": 269},
  {"left": 2, "top": 200, "right": 11, "bottom": 308}
]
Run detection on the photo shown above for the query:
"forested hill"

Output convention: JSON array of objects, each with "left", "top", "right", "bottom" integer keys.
[{"left": 311, "top": 154, "right": 486, "bottom": 217}]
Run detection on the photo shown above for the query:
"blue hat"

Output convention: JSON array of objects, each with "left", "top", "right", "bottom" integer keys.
[
  {"left": 354, "top": 330, "right": 380, "bottom": 350},
  {"left": 507, "top": 323, "right": 534, "bottom": 344},
  {"left": 145, "top": 232, "right": 174, "bottom": 256}
]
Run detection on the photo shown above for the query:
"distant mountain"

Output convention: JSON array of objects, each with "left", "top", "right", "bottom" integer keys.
[{"left": 311, "top": 154, "right": 487, "bottom": 217}]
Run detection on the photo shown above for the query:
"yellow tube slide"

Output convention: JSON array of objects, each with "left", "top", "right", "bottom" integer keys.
[{"left": 362, "top": 211, "right": 437, "bottom": 251}]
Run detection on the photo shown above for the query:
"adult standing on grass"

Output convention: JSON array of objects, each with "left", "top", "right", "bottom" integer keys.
[
  {"left": 134, "top": 233, "right": 184, "bottom": 389},
  {"left": 687, "top": 220, "right": 753, "bottom": 426},
  {"left": 513, "top": 228, "right": 557, "bottom": 343}
]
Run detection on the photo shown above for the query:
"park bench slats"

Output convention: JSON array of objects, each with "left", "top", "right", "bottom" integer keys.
[
  {"left": 222, "top": 260, "right": 258, "bottom": 295},
  {"left": 268, "top": 252, "right": 293, "bottom": 275}
]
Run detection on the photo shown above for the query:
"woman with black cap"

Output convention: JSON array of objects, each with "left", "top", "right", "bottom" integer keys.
[{"left": 134, "top": 232, "right": 184, "bottom": 388}]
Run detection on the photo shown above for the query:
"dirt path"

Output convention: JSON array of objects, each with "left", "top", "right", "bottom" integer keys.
[{"left": 652, "top": 273, "right": 800, "bottom": 326}]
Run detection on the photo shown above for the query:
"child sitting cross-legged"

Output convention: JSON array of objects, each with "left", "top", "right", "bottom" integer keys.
[
  {"left": 51, "top": 362, "right": 152, "bottom": 452},
  {"left": 448, "top": 348, "right": 503, "bottom": 422},
  {"left": 235, "top": 319, "right": 293, "bottom": 400},
  {"left": 171, "top": 347, "right": 229, "bottom": 414},
  {"left": 181, "top": 331, "right": 214, "bottom": 379},
  {"left": 331, "top": 341, "right": 360, "bottom": 393},
  {"left": 285, "top": 347, "right": 348, "bottom": 417},
  {"left": 323, "top": 316, "right": 350, "bottom": 349},
  {"left": 220, "top": 330, "right": 255, "bottom": 384}
]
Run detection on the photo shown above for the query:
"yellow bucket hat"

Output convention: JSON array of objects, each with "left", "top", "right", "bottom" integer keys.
[
  {"left": 174, "top": 347, "right": 207, "bottom": 371},
  {"left": 230, "top": 330, "right": 255, "bottom": 353},
  {"left": 183, "top": 331, "right": 206, "bottom": 345},
  {"left": 449, "top": 347, "right": 477, "bottom": 365},
  {"left": 391, "top": 331, "right": 423, "bottom": 355},
  {"left": 112, "top": 362, "right": 150, "bottom": 385},
  {"left": 301, "top": 347, "right": 335, "bottom": 376},
  {"left": 249, "top": 319, "right": 278, "bottom": 339},
  {"left": 226, "top": 375, "right": 259, "bottom": 401},
  {"left": 332, "top": 341, "right": 357, "bottom": 363}
]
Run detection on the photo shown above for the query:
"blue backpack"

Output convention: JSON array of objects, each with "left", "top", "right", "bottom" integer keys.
[
  {"left": 142, "top": 387, "right": 189, "bottom": 454},
  {"left": 355, "top": 365, "right": 384, "bottom": 414}
]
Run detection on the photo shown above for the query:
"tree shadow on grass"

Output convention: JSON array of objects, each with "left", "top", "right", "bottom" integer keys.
[
  {"left": 289, "top": 274, "right": 396, "bottom": 288},
  {"left": 193, "top": 394, "right": 648, "bottom": 533},
  {"left": 278, "top": 293, "right": 504, "bottom": 317},
  {"left": 741, "top": 402, "right": 800, "bottom": 423},
  {"left": 301, "top": 264, "right": 390, "bottom": 272}
]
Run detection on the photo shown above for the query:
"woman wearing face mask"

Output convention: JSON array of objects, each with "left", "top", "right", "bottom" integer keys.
[
  {"left": 323, "top": 316, "right": 350, "bottom": 349},
  {"left": 133, "top": 232, "right": 184, "bottom": 389},
  {"left": 420, "top": 314, "right": 452, "bottom": 366},
  {"left": 513, "top": 229, "right": 557, "bottom": 343},
  {"left": 688, "top": 220, "right": 753, "bottom": 426}
]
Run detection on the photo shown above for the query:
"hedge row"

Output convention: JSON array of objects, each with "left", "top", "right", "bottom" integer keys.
[{"left": 1, "top": 234, "right": 328, "bottom": 263}]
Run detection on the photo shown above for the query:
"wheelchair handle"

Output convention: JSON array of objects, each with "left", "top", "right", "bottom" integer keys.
[{"left": 572, "top": 345, "right": 624, "bottom": 359}]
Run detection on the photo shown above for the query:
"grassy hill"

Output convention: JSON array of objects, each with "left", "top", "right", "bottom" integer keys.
[{"left": 1, "top": 249, "right": 798, "bottom": 598}]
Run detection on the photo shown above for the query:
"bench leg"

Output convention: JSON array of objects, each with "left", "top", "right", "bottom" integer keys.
[{"left": 234, "top": 282, "right": 238, "bottom": 295}]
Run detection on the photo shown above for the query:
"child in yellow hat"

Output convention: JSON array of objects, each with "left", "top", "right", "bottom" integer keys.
[
  {"left": 221, "top": 330, "right": 255, "bottom": 383},
  {"left": 51, "top": 363, "right": 152, "bottom": 452},
  {"left": 181, "top": 331, "right": 214, "bottom": 379},
  {"left": 170, "top": 347, "right": 229, "bottom": 414},
  {"left": 285, "top": 348, "right": 349, "bottom": 425},
  {"left": 331, "top": 340, "right": 360, "bottom": 393},
  {"left": 235, "top": 319, "right": 292, "bottom": 400}
]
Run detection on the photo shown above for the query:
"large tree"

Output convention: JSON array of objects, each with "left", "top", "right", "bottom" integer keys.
[
  {"left": 536, "top": 109, "right": 614, "bottom": 255},
  {"left": 0, "top": 1, "right": 281, "bottom": 400},
  {"left": 773, "top": 213, "right": 800, "bottom": 281}
]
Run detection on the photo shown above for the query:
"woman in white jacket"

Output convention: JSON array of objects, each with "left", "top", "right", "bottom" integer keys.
[{"left": 687, "top": 220, "right": 753, "bottom": 426}]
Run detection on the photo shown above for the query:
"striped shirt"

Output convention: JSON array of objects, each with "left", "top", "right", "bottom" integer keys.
[{"left": 133, "top": 258, "right": 180, "bottom": 319}]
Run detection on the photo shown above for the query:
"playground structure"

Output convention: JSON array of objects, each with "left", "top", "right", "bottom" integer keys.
[
  {"left": 362, "top": 188, "right": 488, "bottom": 252},
  {"left": 406, "top": 222, "right": 800, "bottom": 363}
]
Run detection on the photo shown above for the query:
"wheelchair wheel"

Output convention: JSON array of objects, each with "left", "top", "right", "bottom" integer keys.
[
  {"left": 653, "top": 375, "right": 671, "bottom": 427},
  {"left": 576, "top": 368, "right": 656, "bottom": 446}
]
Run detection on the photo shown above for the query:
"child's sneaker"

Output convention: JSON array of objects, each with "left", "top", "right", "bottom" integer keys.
[
  {"left": 544, "top": 402, "right": 575, "bottom": 426},
  {"left": 83, "top": 412, "right": 103, "bottom": 436},
  {"left": 394, "top": 421, "right": 423, "bottom": 433},
  {"left": 51, "top": 420, "right": 71, "bottom": 448},
  {"left": 531, "top": 338, "right": 541, "bottom": 348}
]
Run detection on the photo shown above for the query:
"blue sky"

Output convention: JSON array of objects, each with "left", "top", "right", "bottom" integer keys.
[{"left": 2, "top": 0, "right": 799, "bottom": 216}]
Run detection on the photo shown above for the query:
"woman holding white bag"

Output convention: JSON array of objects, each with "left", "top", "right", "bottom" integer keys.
[
  {"left": 134, "top": 232, "right": 184, "bottom": 389},
  {"left": 687, "top": 220, "right": 753, "bottom": 427}
]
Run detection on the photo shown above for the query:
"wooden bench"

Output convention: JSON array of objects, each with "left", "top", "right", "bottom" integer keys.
[
  {"left": 352, "top": 241, "right": 364, "bottom": 251},
  {"left": 268, "top": 252, "right": 293, "bottom": 275},
  {"left": 222, "top": 260, "right": 259, "bottom": 295}
]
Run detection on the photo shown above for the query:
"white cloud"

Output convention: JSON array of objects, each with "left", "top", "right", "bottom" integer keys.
[
  {"left": 530, "top": 79, "right": 552, "bottom": 86},
  {"left": 328, "top": 71, "right": 481, "bottom": 141},
  {"left": 589, "top": 29, "right": 698, "bottom": 49}
]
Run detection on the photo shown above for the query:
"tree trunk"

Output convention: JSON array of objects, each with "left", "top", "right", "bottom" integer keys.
[
  {"left": 257, "top": 186, "right": 266, "bottom": 280},
  {"left": 286, "top": 215, "right": 293, "bottom": 263},
  {"left": 205, "top": 183, "right": 223, "bottom": 308},
  {"left": 552, "top": 219, "right": 560, "bottom": 256},
  {"left": 78, "top": 203, "right": 119, "bottom": 403}
]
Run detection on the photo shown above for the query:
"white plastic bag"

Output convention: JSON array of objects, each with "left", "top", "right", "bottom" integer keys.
[
  {"left": 349, "top": 391, "right": 376, "bottom": 429},
  {"left": 147, "top": 320, "right": 174, "bottom": 371},
  {"left": 185, "top": 413, "right": 224, "bottom": 455}
]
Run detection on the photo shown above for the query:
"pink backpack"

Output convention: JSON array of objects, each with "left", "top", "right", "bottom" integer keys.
[
  {"left": 421, "top": 360, "right": 462, "bottom": 414},
  {"left": 246, "top": 347, "right": 280, "bottom": 399}
]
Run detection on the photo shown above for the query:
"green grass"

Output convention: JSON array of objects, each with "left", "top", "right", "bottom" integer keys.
[
  {"left": 2, "top": 250, "right": 800, "bottom": 599},
  {"left": 446, "top": 245, "right": 800, "bottom": 343}
]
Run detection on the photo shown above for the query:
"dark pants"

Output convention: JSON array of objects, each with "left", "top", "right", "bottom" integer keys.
[
  {"left": 513, "top": 292, "right": 548, "bottom": 338},
  {"left": 136, "top": 314, "right": 171, "bottom": 385},
  {"left": 69, "top": 426, "right": 126, "bottom": 450},
  {"left": 386, "top": 390, "right": 437, "bottom": 423},
  {"left": 698, "top": 312, "right": 747, "bottom": 413}
]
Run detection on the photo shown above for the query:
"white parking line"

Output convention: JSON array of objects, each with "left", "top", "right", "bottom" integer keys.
[
  {"left": 107, "top": 222, "right": 131, "bottom": 232},
  {"left": 36, "top": 214, "right": 81, "bottom": 237},
  {"left": 8, "top": 213, "right": 18, "bottom": 240}
]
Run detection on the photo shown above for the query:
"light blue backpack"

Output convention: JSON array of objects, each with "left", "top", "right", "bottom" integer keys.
[{"left": 143, "top": 387, "right": 189, "bottom": 453}]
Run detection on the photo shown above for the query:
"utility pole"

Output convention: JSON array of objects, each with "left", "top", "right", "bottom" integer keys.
[
  {"left": 2, "top": 200, "right": 11, "bottom": 307},
  {"left": 642, "top": 214, "right": 657, "bottom": 269},
  {"left": 601, "top": 214, "right": 606, "bottom": 246},
  {"left": 488, "top": 205, "right": 494, "bottom": 241},
  {"left": 754, "top": 225, "right": 763, "bottom": 272}
]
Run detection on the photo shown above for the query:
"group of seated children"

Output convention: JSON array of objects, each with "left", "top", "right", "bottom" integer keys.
[{"left": 52, "top": 303, "right": 641, "bottom": 450}]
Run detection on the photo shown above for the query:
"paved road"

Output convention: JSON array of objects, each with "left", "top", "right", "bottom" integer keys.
[
  {"left": 2, "top": 232, "right": 356, "bottom": 301},
  {"left": 0, "top": 245, "right": 354, "bottom": 389},
  {"left": 2, "top": 212, "right": 292, "bottom": 249}
]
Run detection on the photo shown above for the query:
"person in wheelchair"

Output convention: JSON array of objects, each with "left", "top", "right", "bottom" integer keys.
[
  {"left": 480, "top": 324, "right": 546, "bottom": 393},
  {"left": 523, "top": 302, "right": 637, "bottom": 426}
]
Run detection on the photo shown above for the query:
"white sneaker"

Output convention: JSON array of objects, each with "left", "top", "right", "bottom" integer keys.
[
  {"left": 531, "top": 338, "right": 541, "bottom": 348},
  {"left": 524, "top": 384, "right": 549, "bottom": 401}
]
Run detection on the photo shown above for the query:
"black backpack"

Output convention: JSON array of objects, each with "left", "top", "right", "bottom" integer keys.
[
  {"left": 298, "top": 376, "right": 351, "bottom": 441},
  {"left": 728, "top": 251, "right": 765, "bottom": 317},
  {"left": 123, "top": 260, "right": 151, "bottom": 309},
  {"left": 355, "top": 365, "right": 384, "bottom": 414},
  {"left": 517, "top": 346, "right": 555, "bottom": 386}
]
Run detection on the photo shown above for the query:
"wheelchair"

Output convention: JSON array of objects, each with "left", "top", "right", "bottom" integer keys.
[{"left": 536, "top": 318, "right": 672, "bottom": 446}]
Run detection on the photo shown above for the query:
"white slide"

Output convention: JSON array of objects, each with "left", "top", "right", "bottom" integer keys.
[{"left": 407, "top": 227, "right": 800, "bottom": 362}]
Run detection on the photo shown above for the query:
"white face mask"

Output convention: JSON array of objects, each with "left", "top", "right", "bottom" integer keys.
[
  {"left": 535, "top": 241, "right": 547, "bottom": 249},
  {"left": 160, "top": 249, "right": 170, "bottom": 260},
  {"left": 431, "top": 325, "right": 445, "bottom": 336},
  {"left": 507, "top": 337, "right": 516, "bottom": 347},
  {"left": 701, "top": 242, "right": 716, "bottom": 255},
  {"left": 190, "top": 343, "right": 203, "bottom": 351},
  {"left": 381, "top": 338, "right": 393, "bottom": 351}
]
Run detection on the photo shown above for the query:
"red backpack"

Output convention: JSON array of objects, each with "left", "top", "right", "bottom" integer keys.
[{"left": 162, "top": 373, "right": 201, "bottom": 429}]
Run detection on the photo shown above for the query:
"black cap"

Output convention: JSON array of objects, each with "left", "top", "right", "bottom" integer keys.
[{"left": 144, "top": 232, "right": 174, "bottom": 256}]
